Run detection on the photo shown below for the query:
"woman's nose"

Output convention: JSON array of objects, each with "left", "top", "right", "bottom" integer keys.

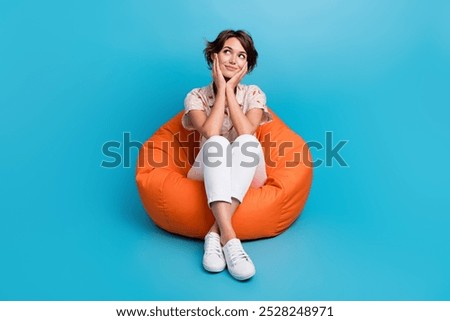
[{"left": 229, "top": 55, "right": 236, "bottom": 64}]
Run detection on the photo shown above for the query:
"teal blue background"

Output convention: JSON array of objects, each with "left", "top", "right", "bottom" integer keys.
[{"left": 1, "top": 0, "right": 449, "bottom": 300}]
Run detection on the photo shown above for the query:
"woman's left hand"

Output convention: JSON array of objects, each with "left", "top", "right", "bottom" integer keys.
[{"left": 226, "top": 62, "right": 248, "bottom": 92}]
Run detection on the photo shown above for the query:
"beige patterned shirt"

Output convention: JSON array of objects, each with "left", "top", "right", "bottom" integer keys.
[{"left": 182, "top": 83, "right": 272, "bottom": 148}]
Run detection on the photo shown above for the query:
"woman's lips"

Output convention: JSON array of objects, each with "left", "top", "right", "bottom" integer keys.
[{"left": 225, "top": 65, "right": 238, "bottom": 71}]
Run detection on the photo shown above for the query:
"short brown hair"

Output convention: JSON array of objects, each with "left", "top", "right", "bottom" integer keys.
[{"left": 204, "top": 30, "right": 258, "bottom": 73}]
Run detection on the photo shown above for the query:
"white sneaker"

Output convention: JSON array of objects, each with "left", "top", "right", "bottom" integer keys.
[
  {"left": 202, "top": 232, "right": 226, "bottom": 272},
  {"left": 223, "top": 238, "right": 256, "bottom": 281}
]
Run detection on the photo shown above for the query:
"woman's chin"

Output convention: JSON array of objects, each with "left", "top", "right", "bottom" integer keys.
[{"left": 221, "top": 69, "right": 237, "bottom": 79}]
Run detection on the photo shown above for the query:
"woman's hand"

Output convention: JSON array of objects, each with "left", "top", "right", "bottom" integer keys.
[
  {"left": 226, "top": 62, "right": 248, "bottom": 92},
  {"left": 212, "top": 53, "right": 226, "bottom": 92}
]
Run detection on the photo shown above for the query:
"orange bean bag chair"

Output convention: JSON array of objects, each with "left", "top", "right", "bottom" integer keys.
[{"left": 136, "top": 110, "right": 313, "bottom": 240}]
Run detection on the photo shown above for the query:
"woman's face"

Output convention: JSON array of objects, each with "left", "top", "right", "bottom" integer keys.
[{"left": 215, "top": 37, "right": 247, "bottom": 79}]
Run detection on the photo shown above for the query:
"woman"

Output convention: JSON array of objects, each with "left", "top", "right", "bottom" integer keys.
[{"left": 182, "top": 30, "right": 272, "bottom": 281}]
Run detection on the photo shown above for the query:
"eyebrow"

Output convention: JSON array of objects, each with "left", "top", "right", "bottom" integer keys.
[{"left": 223, "top": 46, "right": 247, "bottom": 55}]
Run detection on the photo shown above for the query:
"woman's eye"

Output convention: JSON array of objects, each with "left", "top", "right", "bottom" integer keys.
[
  {"left": 223, "top": 49, "right": 230, "bottom": 54},
  {"left": 239, "top": 54, "right": 246, "bottom": 59}
]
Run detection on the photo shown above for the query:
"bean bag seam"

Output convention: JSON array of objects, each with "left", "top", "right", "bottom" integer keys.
[
  {"left": 159, "top": 170, "right": 172, "bottom": 231},
  {"left": 275, "top": 177, "right": 289, "bottom": 236}
]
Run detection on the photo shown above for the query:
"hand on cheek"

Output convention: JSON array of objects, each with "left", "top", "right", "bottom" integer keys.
[
  {"left": 227, "top": 62, "right": 248, "bottom": 91},
  {"left": 212, "top": 53, "right": 226, "bottom": 91}
]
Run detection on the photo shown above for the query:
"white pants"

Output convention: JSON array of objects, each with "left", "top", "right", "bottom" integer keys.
[{"left": 187, "top": 134, "right": 267, "bottom": 207}]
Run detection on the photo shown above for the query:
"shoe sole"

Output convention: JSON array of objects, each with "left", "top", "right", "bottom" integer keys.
[
  {"left": 203, "top": 263, "right": 226, "bottom": 273},
  {"left": 229, "top": 270, "right": 256, "bottom": 281}
]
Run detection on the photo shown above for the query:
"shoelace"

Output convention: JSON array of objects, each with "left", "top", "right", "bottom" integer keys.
[
  {"left": 205, "top": 235, "right": 223, "bottom": 257},
  {"left": 226, "top": 242, "right": 250, "bottom": 267}
]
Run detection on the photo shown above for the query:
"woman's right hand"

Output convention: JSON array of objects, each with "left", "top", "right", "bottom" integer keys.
[{"left": 212, "top": 53, "right": 226, "bottom": 93}]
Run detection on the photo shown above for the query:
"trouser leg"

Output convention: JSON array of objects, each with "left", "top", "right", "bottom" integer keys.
[{"left": 230, "top": 134, "right": 266, "bottom": 203}]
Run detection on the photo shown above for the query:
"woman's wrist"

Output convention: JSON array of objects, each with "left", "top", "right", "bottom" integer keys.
[
  {"left": 225, "top": 85, "right": 237, "bottom": 102},
  {"left": 215, "top": 89, "right": 226, "bottom": 106},
  {"left": 225, "top": 83, "right": 237, "bottom": 93},
  {"left": 216, "top": 86, "right": 226, "bottom": 97}
]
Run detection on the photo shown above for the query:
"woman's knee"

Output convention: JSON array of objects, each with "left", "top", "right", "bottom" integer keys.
[
  {"left": 234, "top": 134, "right": 259, "bottom": 144},
  {"left": 202, "top": 135, "right": 230, "bottom": 160},
  {"left": 233, "top": 134, "right": 261, "bottom": 149},
  {"left": 233, "top": 134, "right": 262, "bottom": 155},
  {"left": 204, "top": 135, "right": 230, "bottom": 148}
]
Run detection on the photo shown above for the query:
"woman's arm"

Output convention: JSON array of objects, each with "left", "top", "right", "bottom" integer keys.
[
  {"left": 188, "top": 90, "right": 225, "bottom": 138},
  {"left": 226, "top": 88, "right": 263, "bottom": 136},
  {"left": 188, "top": 54, "right": 227, "bottom": 139},
  {"left": 225, "top": 63, "right": 263, "bottom": 136}
]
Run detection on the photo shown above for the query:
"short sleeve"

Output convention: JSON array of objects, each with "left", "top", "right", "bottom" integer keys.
[
  {"left": 245, "top": 85, "right": 273, "bottom": 125},
  {"left": 182, "top": 88, "right": 207, "bottom": 131}
]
